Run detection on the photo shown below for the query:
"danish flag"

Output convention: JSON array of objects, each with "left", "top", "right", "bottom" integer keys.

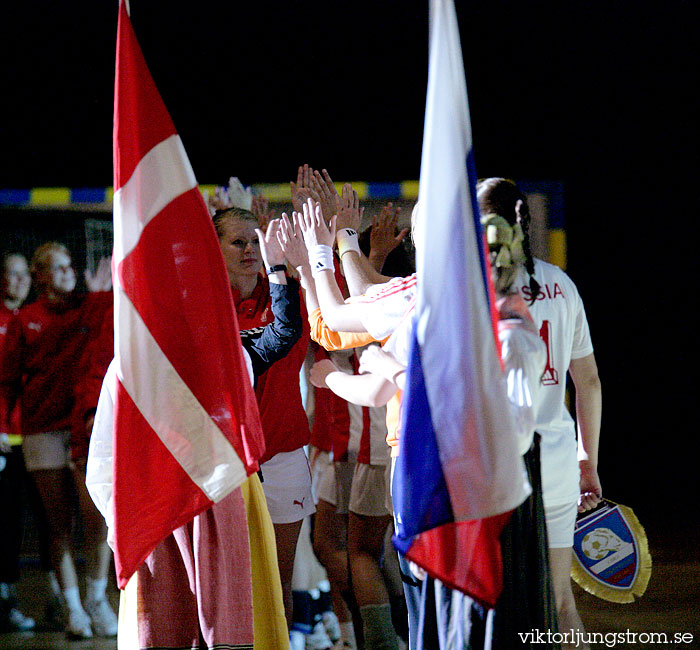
[{"left": 111, "top": 0, "right": 264, "bottom": 588}]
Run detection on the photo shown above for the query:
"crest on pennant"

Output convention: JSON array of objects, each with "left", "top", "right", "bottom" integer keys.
[{"left": 571, "top": 499, "right": 652, "bottom": 603}]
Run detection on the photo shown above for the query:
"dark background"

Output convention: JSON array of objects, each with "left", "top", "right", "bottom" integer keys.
[{"left": 1, "top": 1, "right": 697, "bottom": 527}]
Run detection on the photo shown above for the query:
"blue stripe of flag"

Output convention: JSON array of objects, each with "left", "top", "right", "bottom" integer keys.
[{"left": 392, "top": 326, "right": 454, "bottom": 554}]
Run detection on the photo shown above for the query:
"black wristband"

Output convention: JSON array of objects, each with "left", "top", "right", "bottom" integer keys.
[{"left": 266, "top": 264, "right": 287, "bottom": 275}]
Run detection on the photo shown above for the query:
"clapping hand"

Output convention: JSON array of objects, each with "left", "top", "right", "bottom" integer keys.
[
  {"left": 255, "top": 219, "right": 285, "bottom": 270},
  {"left": 311, "top": 169, "right": 341, "bottom": 225},
  {"left": 370, "top": 202, "right": 408, "bottom": 258},
  {"left": 277, "top": 212, "right": 309, "bottom": 271},
  {"left": 251, "top": 194, "right": 276, "bottom": 231},
  {"left": 336, "top": 183, "right": 362, "bottom": 232},
  {"left": 298, "top": 198, "right": 336, "bottom": 250},
  {"left": 290, "top": 164, "right": 322, "bottom": 214}
]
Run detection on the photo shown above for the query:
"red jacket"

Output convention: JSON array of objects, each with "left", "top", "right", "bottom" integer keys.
[
  {"left": 234, "top": 276, "right": 310, "bottom": 464},
  {"left": 309, "top": 346, "right": 351, "bottom": 460},
  {"left": 0, "top": 292, "right": 112, "bottom": 436},
  {"left": 70, "top": 304, "right": 114, "bottom": 458},
  {"left": 0, "top": 303, "right": 22, "bottom": 436}
]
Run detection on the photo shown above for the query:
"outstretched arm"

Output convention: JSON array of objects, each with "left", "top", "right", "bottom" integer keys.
[
  {"left": 358, "top": 344, "right": 407, "bottom": 392},
  {"left": 244, "top": 278, "right": 303, "bottom": 379},
  {"left": 569, "top": 352, "right": 603, "bottom": 513},
  {"left": 277, "top": 212, "right": 318, "bottom": 314},
  {"left": 298, "top": 198, "right": 369, "bottom": 332},
  {"left": 244, "top": 219, "right": 302, "bottom": 378},
  {"left": 310, "top": 358, "right": 397, "bottom": 408},
  {"left": 331, "top": 182, "right": 390, "bottom": 295}
]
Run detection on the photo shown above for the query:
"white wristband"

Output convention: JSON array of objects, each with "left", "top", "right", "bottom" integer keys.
[
  {"left": 310, "top": 244, "right": 335, "bottom": 277},
  {"left": 336, "top": 228, "right": 361, "bottom": 258}
]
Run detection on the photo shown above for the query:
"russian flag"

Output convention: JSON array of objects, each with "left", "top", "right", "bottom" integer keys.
[{"left": 392, "top": 0, "right": 531, "bottom": 607}]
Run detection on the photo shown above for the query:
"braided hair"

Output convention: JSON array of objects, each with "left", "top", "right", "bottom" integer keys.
[{"left": 477, "top": 178, "right": 541, "bottom": 303}]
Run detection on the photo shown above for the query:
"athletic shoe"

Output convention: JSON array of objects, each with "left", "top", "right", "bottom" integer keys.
[
  {"left": 85, "top": 598, "right": 118, "bottom": 637},
  {"left": 65, "top": 607, "right": 93, "bottom": 639},
  {"left": 290, "top": 630, "right": 307, "bottom": 650},
  {"left": 331, "top": 641, "right": 356, "bottom": 650},
  {"left": 305, "top": 621, "right": 333, "bottom": 650},
  {"left": 321, "top": 611, "right": 341, "bottom": 643},
  {"left": 0, "top": 606, "right": 36, "bottom": 632},
  {"left": 44, "top": 592, "right": 67, "bottom": 630}
]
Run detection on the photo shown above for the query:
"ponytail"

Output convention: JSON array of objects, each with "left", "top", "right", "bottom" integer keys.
[{"left": 476, "top": 178, "right": 541, "bottom": 303}]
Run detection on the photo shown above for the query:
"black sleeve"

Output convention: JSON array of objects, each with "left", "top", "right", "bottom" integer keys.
[{"left": 242, "top": 277, "right": 302, "bottom": 379}]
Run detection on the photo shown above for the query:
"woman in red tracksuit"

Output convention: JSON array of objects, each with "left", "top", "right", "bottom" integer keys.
[
  {"left": 213, "top": 207, "right": 313, "bottom": 634},
  {"left": 0, "top": 243, "right": 115, "bottom": 639}
]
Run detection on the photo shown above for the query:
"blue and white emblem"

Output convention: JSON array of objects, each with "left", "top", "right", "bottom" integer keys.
[{"left": 571, "top": 499, "right": 652, "bottom": 603}]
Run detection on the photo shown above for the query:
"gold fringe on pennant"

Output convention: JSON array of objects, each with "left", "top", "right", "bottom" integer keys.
[{"left": 571, "top": 500, "right": 652, "bottom": 604}]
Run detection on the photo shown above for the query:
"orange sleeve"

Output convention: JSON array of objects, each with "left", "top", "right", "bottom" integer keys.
[
  {"left": 308, "top": 308, "right": 379, "bottom": 351},
  {"left": 385, "top": 391, "right": 403, "bottom": 457}
]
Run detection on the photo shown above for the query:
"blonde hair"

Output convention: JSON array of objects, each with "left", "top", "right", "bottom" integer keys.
[
  {"left": 211, "top": 207, "right": 258, "bottom": 239},
  {"left": 30, "top": 242, "right": 71, "bottom": 288}
]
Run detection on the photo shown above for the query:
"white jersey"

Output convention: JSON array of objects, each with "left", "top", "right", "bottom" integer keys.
[
  {"left": 329, "top": 349, "right": 390, "bottom": 466},
  {"left": 515, "top": 259, "right": 594, "bottom": 506},
  {"left": 351, "top": 274, "right": 417, "bottom": 341}
]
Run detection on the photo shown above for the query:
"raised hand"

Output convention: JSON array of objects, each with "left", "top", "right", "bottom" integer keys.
[
  {"left": 370, "top": 202, "right": 408, "bottom": 260},
  {"left": 336, "top": 183, "right": 362, "bottom": 232},
  {"left": 290, "top": 164, "right": 321, "bottom": 214},
  {"left": 299, "top": 198, "right": 336, "bottom": 250},
  {"left": 255, "top": 219, "right": 285, "bottom": 269},
  {"left": 311, "top": 168, "right": 341, "bottom": 224},
  {"left": 205, "top": 185, "right": 230, "bottom": 213},
  {"left": 205, "top": 176, "right": 253, "bottom": 215},
  {"left": 277, "top": 212, "right": 309, "bottom": 270},
  {"left": 251, "top": 194, "right": 276, "bottom": 231},
  {"left": 85, "top": 256, "right": 113, "bottom": 292}
]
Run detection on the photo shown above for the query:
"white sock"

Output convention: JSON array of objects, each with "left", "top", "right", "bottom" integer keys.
[
  {"left": 47, "top": 571, "right": 61, "bottom": 596},
  {"left": 340, "top": 621, "right": 357, "bottom": 648},
  {"left": 85, "top": 577, "right": 108, "bottom": 604},
  {"left": 63, "top": 586, "right": 83, "bottom": 613}
]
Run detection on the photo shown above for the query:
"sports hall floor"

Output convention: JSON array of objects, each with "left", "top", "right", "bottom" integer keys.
[{"left": 1, "top": 522, "right": 697, "bottom": 650}]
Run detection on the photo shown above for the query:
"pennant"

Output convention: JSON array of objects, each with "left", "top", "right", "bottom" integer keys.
[{"left": 572, "top": 499, "right": 652, "bottom": 603}]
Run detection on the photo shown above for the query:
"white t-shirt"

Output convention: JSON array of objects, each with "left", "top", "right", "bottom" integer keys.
[
  {"left": 330, "top": 348, "right": 390, "bottom": 466},
  {"left": 515, "top": 259, "right": 594, "bottom": 506},
  {"left": 498, "top": 320, "right": 547, "bottom": 456}
]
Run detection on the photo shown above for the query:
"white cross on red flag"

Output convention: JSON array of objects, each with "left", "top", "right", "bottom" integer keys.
[{"left": 111, "top": 0, "right": 265, "bottom": 588}]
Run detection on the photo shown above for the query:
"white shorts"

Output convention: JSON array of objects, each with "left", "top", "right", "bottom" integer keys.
[
  {"left": 318, "top": 461, "right": 354, "bottom": 515},
  {"left": 308, "top": 446, "right": 332, "bottom": 503},
  {"left": 23, "top": 431, "right": 72, "bottom": 472},
  {"left": 544, "top": 500, "right": 577, "bottom": 548},
  {"left": 349, "top": 463, "right": 392, "bottom": 517},
  {"left": 260, "top": 448, "right": 315, "bottom": 524}
]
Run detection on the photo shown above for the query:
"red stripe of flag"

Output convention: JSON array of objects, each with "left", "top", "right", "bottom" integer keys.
[
  {"left": 113, "top": 382, "right": 212, "bottom": 586},
  {"left": 117, "top": 188, "right": 264, "bottom": 470},
  {"left": 112, "top": 0, "right": 264, "bottom": 586},
  {"left": 113, "top": 1, "right": 175, "bottom": 190}
]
